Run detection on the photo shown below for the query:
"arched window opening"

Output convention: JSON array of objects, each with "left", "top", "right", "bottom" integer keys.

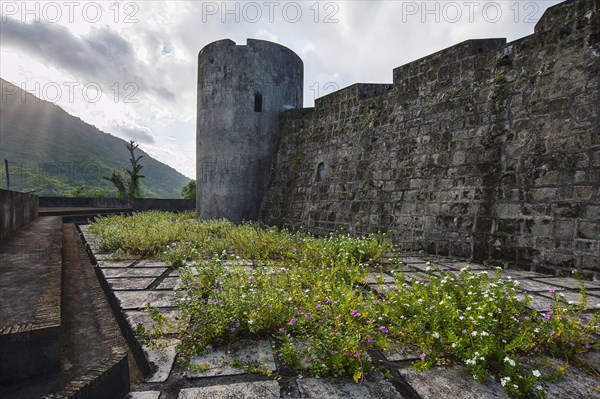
[
  {"left": 254, "top": 92, "right": 263, "bottom": 112},
  {"left": 315, "top": 162, "right": 325, "bottom": 182}
]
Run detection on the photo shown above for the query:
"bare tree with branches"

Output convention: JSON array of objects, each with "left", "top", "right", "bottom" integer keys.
[{"left": 103, "top": 140, "right": 145, "bottom": 198}]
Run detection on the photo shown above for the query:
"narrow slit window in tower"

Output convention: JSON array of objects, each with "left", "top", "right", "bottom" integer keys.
[
  {"left": 254, "top": 92, "right": 263, "bottom": 112},
  {"left": 316, "top": 162, "right": 325, "bottom": 182}
]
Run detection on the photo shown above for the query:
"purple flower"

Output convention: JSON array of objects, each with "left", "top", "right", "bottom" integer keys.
[
  {"left": 549, "top": 289, "right": 555, "bottom": 293},
  {"left": 279, "top": 328, "right": 286, "bottom": 333},
  {"left": 379, "top": 326, "right": 389, "bottom": 334},
  {"left": 462, "top": 329, "right": 467, "bottom": 334},
  {"left": 367, "top": 337, "right": 374, "bottom": 343},
  {"left": 351, "top": 310, "right": 360, "bottom": 317},
  {"left": 550, "top": 330, "right": 555, "bottom": 335},
  {"left": 305, "top": 313, "right": 312, "bottom": 319},
  {"left": 420, "top": 353, "right": 426, "bottom": 361},
  {"left": 192, "top": 323, "right": 198, "bottom": 330},
  {"left": 235, "top": 322, "right": 240, "bottom": 327},
  {"left": 373, "top": 300, "right": 380, "bottom": 305},
  {"left": 524, "top": 316, "right": 530, "bottom": 321},
  {"left": 315, "top": 304, "right": 321, "bottom": 309},
  {"left": 289, "top": 317, "right": 298, "bottom": 325},
  {"left": 353, "top": 352, "right": 361, "bottom": 358},
  {"left": 248, "top": 276, "right": 255, "bottom": 283},
  {"left": 215, "top": 300, "right": 221, "bottom": 305}
]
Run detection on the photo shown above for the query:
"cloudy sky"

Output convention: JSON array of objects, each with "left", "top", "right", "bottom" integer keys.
[{"left": 1, "top": 0, "right": 561, "bottom": 178}]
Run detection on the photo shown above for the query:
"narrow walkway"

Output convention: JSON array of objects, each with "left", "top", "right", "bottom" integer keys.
[
  {"left": 0, "top": 217, "right": 62, "bottom": 389},
  {"left": 0, "top": 221, "right": 131, "bottom": 398},
  {"left": 0, "top": 216, "right": 62, "bottom": 332},
  {"left": 53, "top": 223, "right": 130, "bottom": 398}
]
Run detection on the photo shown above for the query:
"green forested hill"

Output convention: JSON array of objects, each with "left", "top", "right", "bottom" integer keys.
[{"left": 0, "top": 78, "right": 190, "bottom": 198}]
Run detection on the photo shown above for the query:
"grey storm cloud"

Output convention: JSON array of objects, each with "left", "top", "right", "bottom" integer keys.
[{"left": 0, "top": 16, "right": 175, "bottom": 102}]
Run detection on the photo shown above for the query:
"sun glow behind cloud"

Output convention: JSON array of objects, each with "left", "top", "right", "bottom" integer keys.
[{"left": 0, "top": 0, "right": 562, "bottom": 178}]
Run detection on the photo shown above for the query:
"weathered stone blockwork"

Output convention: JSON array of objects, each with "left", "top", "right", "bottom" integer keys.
[
  {"left": 0, "top": 189, "right": 38, "bottom": 240},
  {"left": 261, "top": 0, "right": 600, "bottom": 278}
]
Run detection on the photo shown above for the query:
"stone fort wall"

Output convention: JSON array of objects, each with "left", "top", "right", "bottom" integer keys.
[{"left": 260, "top": 0, "right": 599, "bottom": 278}]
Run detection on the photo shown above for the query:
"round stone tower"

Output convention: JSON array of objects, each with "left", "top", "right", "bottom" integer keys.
[{"left": 196, "top": 38, "right": 303, "bottom": 223}]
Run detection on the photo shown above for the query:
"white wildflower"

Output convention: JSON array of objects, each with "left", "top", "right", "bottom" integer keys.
[
  {"left": 503, "top": 357, "right": 516, "bottom": 367},
  {"left": 532, "top": 370, "right": 541, "bottom": 377}
]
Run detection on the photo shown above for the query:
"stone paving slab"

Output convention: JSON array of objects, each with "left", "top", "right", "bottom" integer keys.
[
  {"left": 156, "top": 276, "right": 183, "bottom": 290},
  {"left": 114, "top": 290, "right": 180, "bottom": 310},
  {"left": 382, "top": 345, "right": 421, "bottom": 361},
  {"left": 297, "top": 376, "right": 405, "bottom": 398},
  {"left": 125, "top": 391, "right": 161, "bottom": 399},
  {"left": 144, "top": 338, "right": 179, "bottom": 383},
  {"left": 187, "top": 340, "right": 276, "bottom": 378},
  {"left": 512, "top": 279, "right": 568, "bottom": 292},
  {"left": 542, "top": 360, "right": 600, "bottom": 397},
  {"left": 364, "top": 272, "right": 396, "bottom": 285},
  {"left": 107, "top": 277, "right": 156, "bottom": 290},
  {"left": 93, "top": 253, "right": 118, "bottom": 260},
  {"left": 124, "top": 309, "right": 181, "bottom": 332},
  {"left": 368, "top": 283, "right": 398, "bottom": 296},
  {"left": 517, "top": 291, "right": 600, "bottom": 311},
  {"left": 398, "top": 365, "right": 509, "bottom": 399},
  {"left": 134, "top": 260, "right": 171, "bottom": 268},
  {"left": 537, "top": 291, "right": 600, "bottom": 310},
  {"left": 392, "top": 271, "right": 430, "bottom": 282},
  {"left": 532, "top": 277, "right": 600, "bottom": 290},
  {"left": 101, "top": 267, "right": 167, "bottom": 278},
  {"left": 179, "top": 381, "right": 280, "bottom": 399},
  {"left": 397, "top": 257, "right": 428, "bottom": 265},
  {"left": 517, "top": 293, "right": 556, "bottom": 311},
  {"left": 437, "top": 262, "right": 488, "bottom": 271},
  {"left": 97, "top": 260, "right": 134, "bottom": 268},
  {"left": 502, "top": 270, "right": 546, "bottom": 279}
]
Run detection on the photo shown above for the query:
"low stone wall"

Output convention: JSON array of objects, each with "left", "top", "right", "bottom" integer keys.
[
  {"left": 39, "top": 197, "right": 195, "bottom": 213},
  {"left": 0, "top": 189, "right": 38, "bottom": 240}
]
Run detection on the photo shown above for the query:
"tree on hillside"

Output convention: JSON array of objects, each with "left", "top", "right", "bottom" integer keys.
[
  {"left": 181, "top": 179, "right": 196, "bottom": 200},
  {"left": 104, "top": 140, "right": 145, "bottom": 198}
]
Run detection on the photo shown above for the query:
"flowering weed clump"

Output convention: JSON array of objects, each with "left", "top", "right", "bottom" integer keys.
[{"left": 91, "top": 212, "right": 599, "bottom": 398}]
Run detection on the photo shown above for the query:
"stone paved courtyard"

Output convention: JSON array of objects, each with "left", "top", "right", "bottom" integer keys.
[{"left": 79, "top": 225, "right": 600, "bottom": 399}]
